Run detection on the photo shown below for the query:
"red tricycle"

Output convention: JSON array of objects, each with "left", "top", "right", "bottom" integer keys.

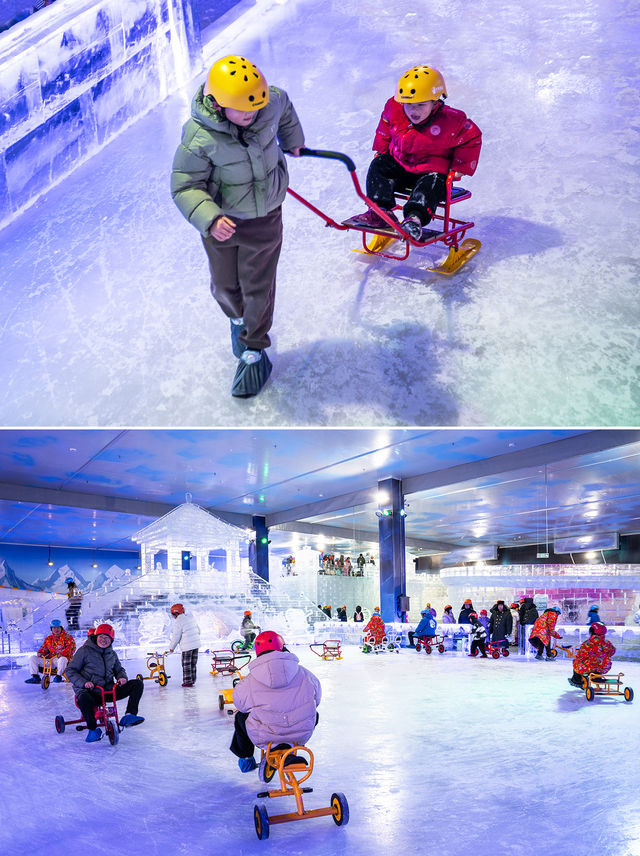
[
  {"left": 309, "top": 640, "right": 343, "bottom": 660},
  {"left": 415, "top": 634, "right": 446, "bottom": 654},
  {"left": 486, "top": 639, "right": 510, "bottom": 659},
  {"left": 287, "top": 148, "right": 481, "bottom": 275},
  {"left": 54, "top": 685, "right": 120, "bottom": 745}
]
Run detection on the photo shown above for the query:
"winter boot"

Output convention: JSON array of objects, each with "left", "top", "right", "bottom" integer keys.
[
  {"left": 238, "top": 756, "right": 257, "bottom": 772},
  {"left": 350, "top": 208, "right": 398, "bottom": 229},
  {"left": 400, "top": 215, "right": 423, "bottom": 240},
  {"left": 230, "top": 318, "right": 246, "bottom": 359},
  {"left": 85, "top": 727, "right": 103, "bottom": 743},
  {"left": 182, "top": 682, "right": 194, "bottom": 688},
  {"left": 24, "top": 675, "right": 41, "bottom": 684},
  {"left": 534, "top": 653, "right": 544, "bottom": 660},
  {"left": 120, "top": 713, "right": 145, "bottom": 727},
  {"left": 231, "top": 350, "right": 272, "bottom": 398}
]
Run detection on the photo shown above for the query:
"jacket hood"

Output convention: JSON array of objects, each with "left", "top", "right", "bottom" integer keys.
[{"left": 248, "top": 650, "right": 301, "bottom": 689}]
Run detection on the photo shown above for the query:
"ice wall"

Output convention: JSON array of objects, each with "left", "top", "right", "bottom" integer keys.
[{"left": 0, "top": 0, "right": 206, "bottom": 228}]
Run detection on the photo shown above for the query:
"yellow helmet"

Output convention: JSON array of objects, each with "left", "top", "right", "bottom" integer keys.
[
  {"left": 206, "top": 55, "right": 269, "bottom": 111},
  {"left": 395, "top": 66, "right": 447, "bottom": 103}
]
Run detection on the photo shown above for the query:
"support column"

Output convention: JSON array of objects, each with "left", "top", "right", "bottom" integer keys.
[
  {"left": 253, "top": 516, "right": 269, "bottom": 582},
  {"left": 377, "top": 477, "right": 406, "bottom": 623}
]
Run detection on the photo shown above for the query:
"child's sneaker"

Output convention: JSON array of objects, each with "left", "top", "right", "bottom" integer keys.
[
  {"left": 85, "top": 727, "right": 103, "bottom": 743},
  {"left": 120, "top": 713, "right": 145, "bottom": 727},
  {"left": 238, "top": 756, "right": 257, "bottom": 772},
  {"left": 350, "top": 208, "right": 398, "bottom": 229},
  {"left": 24, "top": 675, "right": 41, "bottom": 683},
  {"left": 400, "top": 216, "right": 423, "bottom": 240}
]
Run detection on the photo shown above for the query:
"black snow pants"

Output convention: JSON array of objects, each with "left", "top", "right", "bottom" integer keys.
[{"left": 366, "top": 154, "right": 447, "bottom": 226}]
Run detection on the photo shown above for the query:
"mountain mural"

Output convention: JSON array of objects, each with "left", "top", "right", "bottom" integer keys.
[
  {"left": 31, "top": 564, "right": 90, "bottom": 593},
  {"left": 0, "top": 559, "right": 39, "bottom": 590}
]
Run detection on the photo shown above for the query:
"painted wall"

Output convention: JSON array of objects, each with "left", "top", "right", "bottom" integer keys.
[{"left": 0, "top": 542, "right": 140, "bottom": 592}]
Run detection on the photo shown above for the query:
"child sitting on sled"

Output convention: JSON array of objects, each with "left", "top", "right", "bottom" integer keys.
[
  {"left": 231, "top": 631, "right": 322, "bottom": 772},
  {"left": 352, "top": 65, "right": 482, "bottom": 239}
]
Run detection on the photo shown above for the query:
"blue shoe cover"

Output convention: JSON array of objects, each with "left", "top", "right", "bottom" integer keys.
[
  {"left": 86, "top": 728, "right": 102, "bottom": 743},
  {"left": 24, "top": 675, "right": 41, "bottom": 683},
  {"left": 231, "top": 351, "right": 272, "bottom": 398},
  {"left": 238, "top": 756, "right": 257, "bottom": 772},
  {"left": 53, "top": 675, "right": 62, "bottom": 683},
  {"left": 120, "top": 713, "right": 145, "bottom": 727}
]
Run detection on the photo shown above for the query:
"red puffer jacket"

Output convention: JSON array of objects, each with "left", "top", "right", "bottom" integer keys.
[
  {"left": 573, "top": 636, "right": 616, "bottom": 676},
  {"left": 38, "top": 630, "right": 76, "bottom": 661},
  {"left": 363, "top": 614, "right": 387, "bottom": 644},
  {"left": 372, "top": 98, "right": 482, "bottom": 176}
]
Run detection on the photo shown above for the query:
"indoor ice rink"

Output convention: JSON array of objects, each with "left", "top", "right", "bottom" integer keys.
[
  {"left": 1, "top": 428, "right": 640, "bottom": 855},
  {"left": 0, "top": 0, "right": 638, "bottom": 425}
]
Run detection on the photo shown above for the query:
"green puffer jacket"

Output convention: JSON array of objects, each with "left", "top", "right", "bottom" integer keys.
[
  {"left": 171, "top": 85, "right": 305, "bottom": 236},
  {"left": 66, "top": 637, "right": 127, "bottom": 692}
]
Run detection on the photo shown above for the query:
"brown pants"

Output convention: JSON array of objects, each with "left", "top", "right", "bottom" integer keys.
[{"left": 201, "top": 206, "right": 283, "bottom": 351}]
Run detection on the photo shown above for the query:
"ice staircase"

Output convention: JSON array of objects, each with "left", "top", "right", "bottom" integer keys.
[{"left": 10, "top": 565, "right": 329, "bottom": 655}]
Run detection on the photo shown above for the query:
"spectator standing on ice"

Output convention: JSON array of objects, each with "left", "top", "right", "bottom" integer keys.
[
  {"left": 458, "top": 599, "right": 475, "bottom": 624},
  {"left": 442, "top": 605, "right": 456, "bottom": 624},
  {"left": 489, "top": 600, "right": 513, "bottom": 648},
  {"left": 168, "top": 603, "right": 201, "bottom": 687}
]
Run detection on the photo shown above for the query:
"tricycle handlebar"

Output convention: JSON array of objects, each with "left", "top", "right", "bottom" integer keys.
[{"left": 299, "top": 148, "right": 357, "bottom": 173}]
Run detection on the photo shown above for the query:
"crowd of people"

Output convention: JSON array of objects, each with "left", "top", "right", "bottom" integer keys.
[
  {"left": 23, "top": 592, "right": 616, "bottom": 749},
  {"left": 318, "top": 553, "right": 373, "bottom": 575}
]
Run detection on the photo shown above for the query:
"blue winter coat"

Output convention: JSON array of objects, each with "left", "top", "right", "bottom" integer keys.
[
  {"left": 414, "top": 614, "right": 437, "bottom": 636},
  {"left": 587, "top": 609, "right": 603, "bottom": 626}
]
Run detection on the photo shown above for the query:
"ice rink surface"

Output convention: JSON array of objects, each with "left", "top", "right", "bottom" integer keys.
[
  {"left": 0, "top": 0, "right": 639, "bottom": 426},
  {"left": 1, "top": 644, "right": 639, "bottom": 856}
]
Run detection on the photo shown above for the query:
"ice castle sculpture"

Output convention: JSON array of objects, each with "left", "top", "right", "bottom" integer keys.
[{"left": 132, "top": 494, "right": 249, "bottom": 582}]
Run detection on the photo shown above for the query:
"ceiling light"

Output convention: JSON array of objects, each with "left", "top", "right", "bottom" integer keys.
[{"left": 47, "top": 545, "right": 54, "bottom": 567}]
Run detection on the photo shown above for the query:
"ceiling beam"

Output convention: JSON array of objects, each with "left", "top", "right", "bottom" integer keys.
[
  {"left": 0, "top": 483, "right": 252, "bottom": 529},
  {"left": 271, "top": 520, "right": 456, "bottom": 552}
]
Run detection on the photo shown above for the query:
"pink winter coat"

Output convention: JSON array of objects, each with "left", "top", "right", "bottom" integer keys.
[
  {"left": 233, "top": 650, "right": 322, "bottom": 749},
  {"left": 373, "top": 98, "right": 482, "bottom": 176}
]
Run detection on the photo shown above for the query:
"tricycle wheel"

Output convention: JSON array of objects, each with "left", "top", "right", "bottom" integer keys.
[
  {"left": 331, "top": 792, "right": 349, "bottom": 826},
  {"left": 106, "top": 719, "right": 119, "bottom": 745},
  {"left": 232, "top": 677, "right": 241, "bottom": 687},
  {"left": 259, "top": 755, "right": 276, "bottom": 783},
  {"left": 218, "top": 694, "right": 225, "bottom": 711},
  {"left": 624, "top": 687, "right": 634, "bottom": 702},
  {"left": 438, "top": 645, "right": 445, "bottom": 653},
  {"left": 362, "top": 644, "right": 371, "bottom": 654},
  {"left": 42, "top": 674, "right": 50, "bottom": 690},
  {"left": 415, "top": 641, "right": 421, "bottom": 652},
  {"left": 581, "top": 676, "right": 588, "bottom": 690},
  {"left": 158, "top": 672, "right": 167, "bottom": 687},
  {"left": 492, "top": 651, "right": 500, "bottom": 659},
  {"left": 585, "top": 687, "right": 595, "bottom": 702},
  {"left": 231, "top": 640, "right": 244, "bottom": 653},
  {"left": 502, "top": 649, "right": 509, "bottom": 657},
  {"left": 547, "top": 649, "right": 558, "bottom": 659},
  {"left": 55, "top": 715, "right": 65, "bottom": 734},
  {"left": 425, "top": 645, "right": 432, "bottom": 654},
  {"left": 136, "top": 673, "right": 144, "bottom": 682},
  {"left": 254, "top": 803, "right": 269, "bottom": 840}
]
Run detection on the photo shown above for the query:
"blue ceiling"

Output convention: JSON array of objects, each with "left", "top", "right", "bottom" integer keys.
[{"left": 1, "top": 429, "right": 639, "bottom": 555}]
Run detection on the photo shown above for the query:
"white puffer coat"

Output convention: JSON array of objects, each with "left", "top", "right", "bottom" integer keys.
[
  {"left": 233, "top": 650, "right": 322, "bottom": 749},
  {"left": 169, "top": 613, "right": 201, "bottom": 652}
]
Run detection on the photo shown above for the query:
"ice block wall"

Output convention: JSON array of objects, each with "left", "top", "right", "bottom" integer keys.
[{"left": 0, "top": 0, "right": 242, "bottom": 230}]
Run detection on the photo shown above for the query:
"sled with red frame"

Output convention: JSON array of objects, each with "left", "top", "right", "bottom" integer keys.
[
  {"left": 287, "top": 148, "right": 481, "bottom": 274},
  {"left": 309, "top": 640, "right": 343, "bottom": 660}
]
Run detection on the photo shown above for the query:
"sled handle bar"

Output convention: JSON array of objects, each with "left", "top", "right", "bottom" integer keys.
[{"left": 298, "top": 147, "right": 357, "bottom": 173}]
